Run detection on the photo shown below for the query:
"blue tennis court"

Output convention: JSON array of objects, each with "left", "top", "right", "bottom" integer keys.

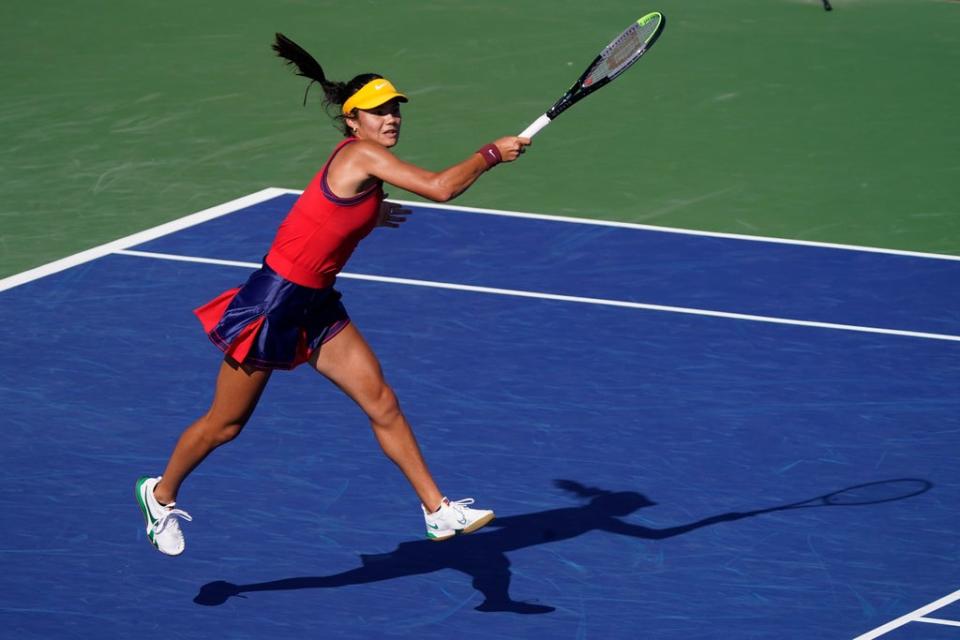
[{"left": 2, "top": 189, "right": 958, "bottom": 639}]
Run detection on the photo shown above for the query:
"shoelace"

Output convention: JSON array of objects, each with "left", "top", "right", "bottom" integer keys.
[
  {"left": 153, "top": 504, "right": 193, "bottom": 534},
  {"left": 448, "top": 498, "right": 477, "bottom": 523},
  {"left": 449, "top": 498, "right": 476, "bottom": 511}
]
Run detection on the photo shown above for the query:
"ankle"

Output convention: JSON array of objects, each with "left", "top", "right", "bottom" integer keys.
[
  {"left": 153, "top": 484, "right": 176, "bottom": 506},
  {"left": 424, "top": 497, "right": 447, "bottom": 513}
]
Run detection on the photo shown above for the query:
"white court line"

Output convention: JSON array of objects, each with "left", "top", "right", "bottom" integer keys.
[
  {"left": 269, "top": 188, "right": 960, "bottom": 262},
  {"left": 114, "top": 249, "right": 960, "bottom": 344},
  {"left": 3, "top": 188, "right": 958, "bottom": 296},
  {"left": 916, "top": 617, "right": 960, "bottom": 627},
  {"left": 852, "top": 589, "right": 960, "bottom": 639},
  {"left": 389, "top": 198, "right": 960, "bottom": 263},
  {"left": 0, "top": 187, "right": 291, "bottom": 293}
]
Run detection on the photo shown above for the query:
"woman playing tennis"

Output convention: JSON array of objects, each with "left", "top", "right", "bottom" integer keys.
[{"left": 135, "top": 33, "right": 530, "bottom": 556}]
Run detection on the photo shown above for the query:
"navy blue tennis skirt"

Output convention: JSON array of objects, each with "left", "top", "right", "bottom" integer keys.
[{"left": 195, "top": 262, "right": 349, "bottom": 370}]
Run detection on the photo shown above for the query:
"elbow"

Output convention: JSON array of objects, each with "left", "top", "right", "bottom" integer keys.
[
  {"left": 424, "top": 180, "right": 456, "bottom": 202},
  {"left": 425, "top": 176, "right": 463, "bottom": 203},
  {"left": 431, "top": 189, "right": 456, "bottom": 203}
]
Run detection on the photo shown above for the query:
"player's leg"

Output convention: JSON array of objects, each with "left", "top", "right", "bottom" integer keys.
[
  {"left": 136, "top": 358, "right": 271, "bottom": 555},
  {"left": 311, "top": 323, "right": 494, "bottom": 539},
  {"left": 311, "top": 323, "right": 442, "bottom": 509},
  {"left": 154, "top": 358, "right": 272, "bottom": 503}
]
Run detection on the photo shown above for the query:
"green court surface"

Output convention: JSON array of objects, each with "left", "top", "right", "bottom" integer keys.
[{"left": 2, "top": 0, "right": 959, "bottom": 279}]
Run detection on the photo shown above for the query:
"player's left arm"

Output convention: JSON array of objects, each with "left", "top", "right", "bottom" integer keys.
[{"left": 375, "top": 196, "right": 411, "bottom": 229}]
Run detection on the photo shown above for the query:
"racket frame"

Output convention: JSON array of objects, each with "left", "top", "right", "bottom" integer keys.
[{"left": 519, "top": 11, "right": 666, "bottom": 138}]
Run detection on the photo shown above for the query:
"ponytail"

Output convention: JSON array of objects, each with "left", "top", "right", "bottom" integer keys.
[
  {"left": 272, "top": 32, "right": 350, "bottom": 107},
  {"left": 272, "top": 33, "right": 384, "bottom": 136}
]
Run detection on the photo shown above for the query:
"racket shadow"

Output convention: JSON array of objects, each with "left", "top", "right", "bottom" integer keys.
[{"left": 194, "top": 477, "right": 932, "bottom": 613}]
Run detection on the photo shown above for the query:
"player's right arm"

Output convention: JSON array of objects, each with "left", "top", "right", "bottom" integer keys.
[{"left": 352, "top": 137, "right": 530, "bottom": 203}]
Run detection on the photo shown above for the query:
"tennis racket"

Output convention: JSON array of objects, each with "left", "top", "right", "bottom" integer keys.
[{"left": 519, "top": 11, "right": 666, "bottom": 139}]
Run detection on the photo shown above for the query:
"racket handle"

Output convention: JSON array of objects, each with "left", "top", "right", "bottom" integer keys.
[{"left": 519, "top": 114, "right": 551, "bottom": 139}]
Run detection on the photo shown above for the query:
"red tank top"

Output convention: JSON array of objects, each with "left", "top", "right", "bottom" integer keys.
[{"left": 266, "top": 138, "right": 383, "bottom": 288}]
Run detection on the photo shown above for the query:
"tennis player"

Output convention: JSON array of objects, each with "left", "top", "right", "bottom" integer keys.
[{"left": 135, "top": 33, "right": 530, "bottom": 556}]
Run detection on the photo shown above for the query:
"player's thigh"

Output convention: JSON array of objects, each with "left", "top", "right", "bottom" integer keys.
[
  {"left": 206, "top": 357, "right": 272, "bottom": 427},
  {"left": 310, "top": 323, "right": 394, "bottom": 416}
]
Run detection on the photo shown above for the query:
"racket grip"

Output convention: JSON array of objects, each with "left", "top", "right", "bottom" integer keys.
[{"left": 519, "top": 114, "right": 551, "bottom": 139}]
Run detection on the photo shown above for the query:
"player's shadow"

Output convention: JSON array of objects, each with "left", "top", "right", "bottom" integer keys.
[{"left": 194, "top": 477, "right": 931, "bottom": 613}]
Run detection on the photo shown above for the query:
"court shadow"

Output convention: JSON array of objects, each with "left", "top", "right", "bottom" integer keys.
[{"left": 194, "top": 477, "right": 931, "bottom": 613}]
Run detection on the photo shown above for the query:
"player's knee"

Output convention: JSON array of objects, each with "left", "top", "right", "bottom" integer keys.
[
  {"left": 368, "top": 384, "right": 402, "bottom": 427},
  {"left": 218, "top": 421, "right": 246, "bottom": 445},
  {"left": 202, "top": 415, "right": 247, "bottom": 447}
]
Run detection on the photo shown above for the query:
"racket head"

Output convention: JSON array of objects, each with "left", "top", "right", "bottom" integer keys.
[
  {"left": 546, "top": 11, "right": 666, "bottom": 119},
  {"left": 584, "top": 12, "right": 666, "bottom": 88}
]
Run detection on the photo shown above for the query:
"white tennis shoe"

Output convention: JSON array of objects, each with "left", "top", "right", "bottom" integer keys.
[
  {"left": 423, "top": 497, "right": 494, "bottom": 541},
  {"left": 135, "top": 476, "right": 192, "bottom": 556}
]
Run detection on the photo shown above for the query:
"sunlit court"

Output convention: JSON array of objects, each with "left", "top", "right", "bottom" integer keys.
[{"left": 2, "top": 1, "right": 958, "bottom": 638}]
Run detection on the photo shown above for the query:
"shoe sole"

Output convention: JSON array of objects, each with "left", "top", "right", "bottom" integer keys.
[
  {"left": 427, "top": 512, "right": 496, "bottom": 542},
  {"left": 463, "top": 511, "right": 495, "bottom": 534}
]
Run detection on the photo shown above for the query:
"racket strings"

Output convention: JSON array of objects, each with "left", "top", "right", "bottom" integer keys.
[{"left": 589, "top": 16, "right": 663, "bottom": 86}]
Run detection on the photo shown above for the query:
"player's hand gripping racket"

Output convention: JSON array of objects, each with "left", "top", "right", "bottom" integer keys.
[{"left": 519, "top": 11, "right": 666, "bottom": 139}]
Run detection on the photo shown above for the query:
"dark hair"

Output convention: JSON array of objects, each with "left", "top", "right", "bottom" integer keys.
[{"left": 272, "top": 32, "right": 381, "bottom": 137}]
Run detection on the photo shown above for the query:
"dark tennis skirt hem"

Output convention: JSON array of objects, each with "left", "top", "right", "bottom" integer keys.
[
  {"left": 194, "top": 261, "right": 351, "bottom": 371},
  {"left": 208, "top": 317, "right": 351, "bottom": 370}
]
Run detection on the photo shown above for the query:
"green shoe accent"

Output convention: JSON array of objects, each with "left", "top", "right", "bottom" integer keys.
[{"left": 135, "top": 477, "right": 158, "bottom": 547}]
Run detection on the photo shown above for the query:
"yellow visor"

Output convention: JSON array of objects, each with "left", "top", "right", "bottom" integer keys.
[{"left": 342, "top": 78, "right": 408, "bottom": 115}]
